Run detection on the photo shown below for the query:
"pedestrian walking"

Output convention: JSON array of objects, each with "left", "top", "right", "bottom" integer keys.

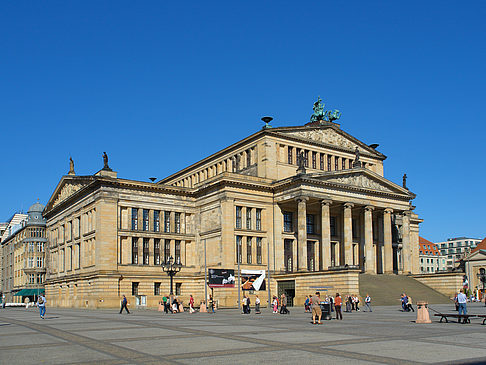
[
  {"left": 162, "top": 295, "right": 169, "bottom": 313},
  {"left": 25, "top": 297, "right": 30, "bottom": 309},
  {"left": 334, "top": 293, "right": 343, "bottom": 320},
  {"left": 189, "top": 294, "right": 195, "bottom": 313},
  {"left": 364, "top": 294, "right": 372, "bottom": 312},
  {"left": 272, "top": 296, "right": 278, "bottom": 313},
  {"left": 304, "top": 296, "right": 310, "bottom": 313},
  {"left": 209, "top": 295, "right": 215, "bottom": 313},
  {"left": 354, "top": 295, "right": 360, "bottom": 311},
  {"left": 37, "top": 294, "right": 47, "bottom": 318},
  {"left": 311, "top": 292, "right": 322, "bottom": 324},
  {"left": 255, "top": 295, "right": 261, "bottom": 314},
  {"left": 119, "top": 294, "right": 130, "bottom": 314},
  {"left": 457, "top": 289, "right": 468, "bottom": 323},
  {"left": 407, "top": 296, "right": 415, "bottom": 312},
  {"left": 345, "top": 295, "right": 352, "bottom": 312},
  {"left": 280, "top": 293, "right": 289, "bottom": 314}
]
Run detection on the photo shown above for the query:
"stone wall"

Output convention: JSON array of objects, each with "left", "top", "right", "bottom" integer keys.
[{"left": 412, "top": 272, "right": 463, "bottom": 298}]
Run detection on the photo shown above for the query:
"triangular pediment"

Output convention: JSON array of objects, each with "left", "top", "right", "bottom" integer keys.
[
  {"left": 305, "top": 168, "right": 414, "bottom": 197},
  {"left": 45, "top": 176, "right": 93, "bottom": 212},
  {"left": 272, "top": 126, "right": 384, "bottom": 158}
]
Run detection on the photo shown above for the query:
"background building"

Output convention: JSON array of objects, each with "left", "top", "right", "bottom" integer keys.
[
  {"left": 43, "top": 111, "right": 421, "bottom": 309},
  {"left": 463, "top": 238, "right": 486, "bottom": 296},
  {"left": 419, "top": 237, "right": 446, "bottom": 273},
  {"left": 436, "top": 237, "right": 482, "bottom": 269},
  {"left": 0, "top": 203, "right": 46, "bottom": 303}
]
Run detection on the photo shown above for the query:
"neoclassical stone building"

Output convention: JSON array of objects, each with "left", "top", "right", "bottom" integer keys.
[{"left": 43, "top": 114, "right": 421, "bottom": 308}]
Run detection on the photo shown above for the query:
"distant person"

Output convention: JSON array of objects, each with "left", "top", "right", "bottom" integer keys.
[
  {"left": 311, "top": 292, "right": 322, "bottom": 325},
  {"left": 272, "top": 296, "right": 278, "bottom": 313},
  {"left": 457, "top": 289, "right": 468, "bottom": 323},
  {"left": 209, "top": 295, "right": 215, "bottom": 313},
  {"left": 280, "top": 294, "right": 289, "bottom": 314},
  {"left": 255, "top": 295, "right": 261, "bottom": 314},
  {"left": 37, "top": 294, "right": 47, "bottom": 319},
  {"left": 25, "top": 297, "right": 30, "bottom": 309},
  {"left": 364, "top": 294, "right": 372, "bottom": 312},
  {"left": 304, "top": 296, "right": 310, "bottom": 313},
  {"left": 119, "top": 294, "right": 130, "bottom": 314},
  {"left": 407, "top": 296, "right": 415, "bottom": 312},
  {"left": 189, "top": 295, "right": 195, "bottom": 313},
  {"left": 334, "top": 293, "right": 343, "bottom": 320}
]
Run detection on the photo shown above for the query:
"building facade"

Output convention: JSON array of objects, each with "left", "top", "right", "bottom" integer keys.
[
  {"left": 419, "top": 237, "right": 446, "bottom": 273},
  {"left": 43, "top": 115, "right": 421, "bottom": 308},
  {"left": 436, "top": 237, "right": 482, "bottom": 269},
  {"left": 0, "top": 203, "right": 47, "bottom": 303},
  {"left": 463, "top": 238, "right": 486, "bottom": 295}
]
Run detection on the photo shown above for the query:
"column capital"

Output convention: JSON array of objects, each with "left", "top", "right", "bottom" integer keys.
[
  {"left": 295, "top": 196, "right": 309, "bottom": 203},
  {"left": 320, "top": 199, "right": 332, "bottom": 206},
  {"left": 343, "top": 202, "right": 354, "bottom": 209},
  {"left": 363, "top": 205, "right": 374, "bottom": 212},
  {"left": 384, "top": 208, "right": 394, "bottom": 214}
]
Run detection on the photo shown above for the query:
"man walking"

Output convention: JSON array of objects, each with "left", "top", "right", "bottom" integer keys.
[
  {"left": 280, "top": 293, "right": 289, "bottom": 314},
  {"left": 37, "top": 293, "right": 46, "bottom": 319},
  {"left": 457, "top": 289, "right": 468, "bottom": 323},
  {"left": 119, "top": 294, "right": 130, "bottom": 314},
  {"left": 334, "top": 293, "right": 343, "bottom": 320},
  {"left": 311, "top": 292, "right": 322, "bottom": 324},
  {"left": 364, "top": 294, "right": 372, "bottom": 312}
]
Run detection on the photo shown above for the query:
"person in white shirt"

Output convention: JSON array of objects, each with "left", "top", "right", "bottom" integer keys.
[{"left": 457, "top": 289, "right": 468, "bottom": 323}]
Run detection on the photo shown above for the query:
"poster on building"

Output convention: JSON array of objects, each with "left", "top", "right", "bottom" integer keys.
[
  {"left": 241, "top": 269, "right": 266, "bottom": 291},
  {"left": 208, "top": 269, "right": 235, "bottom": 288}
]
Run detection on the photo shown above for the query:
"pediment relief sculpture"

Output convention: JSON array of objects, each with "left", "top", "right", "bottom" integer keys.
[
  {"left": 280, "top": 129, "right": 363, "bottom": 152},
  {"left": 323, "top": 174, "right": 394, "bottom": 193},
  {"left": 53, "top": 183, "right": 84, "bottom": 207}
]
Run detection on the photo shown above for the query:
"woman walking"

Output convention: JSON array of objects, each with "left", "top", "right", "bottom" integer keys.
[{"left": 335, "top": 293, "right": 343, "bottom": 320}]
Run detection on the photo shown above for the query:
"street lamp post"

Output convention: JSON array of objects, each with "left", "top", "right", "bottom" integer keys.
[{"left": 161, "top": 256, "right": 182, "bottom": 295}]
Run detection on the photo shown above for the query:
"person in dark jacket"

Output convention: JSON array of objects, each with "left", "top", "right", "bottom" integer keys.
[{"left": 119, "top": 295, "right": 130, "bottom": 314}]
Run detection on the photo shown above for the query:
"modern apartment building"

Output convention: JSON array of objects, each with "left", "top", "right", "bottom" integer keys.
[{"left": 436, "top": 237, "right": 482, "bottom": 269}]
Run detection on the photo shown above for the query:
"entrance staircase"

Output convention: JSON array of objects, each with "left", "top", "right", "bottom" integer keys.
[{"left": 359, "top": 274, "right": 451, "bottom": 306}]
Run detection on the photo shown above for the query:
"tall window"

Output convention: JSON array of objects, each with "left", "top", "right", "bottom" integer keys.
[
  {"left": 312, "top": 152, "right": 317, "bottom": 169},
  {"left": 304, "top": 150, "right": 309, "bottom": 167},
  {"left": 288, "top": 147, "right": 293, "bottom": 164},
  {"left": 342, "top": 158, "right": 346, "bottom": 170},
  {"left": 143, "top": 209, "right": 149, "bottom": 231},
  {"left": 246, "top": 149, "right": 252, "bottom": 166},
  {"left": 154, "top": 239, "right": 160, "bottom": 265},
  {"left": 283, "top": 212, "right": 293, "bottom": 232},
  {"left": 320, "top": 154, "right": 324, "bottom": 170},
  {"left": 131, "top": 208, "right": 138, "bottom": 230},
  {"left": 154, "top": 282, "right": 161, "bottom": 296},
  {"left": 256, "top": 237, "right": 262, "bottom": 264},
  {"left": 307, "top": 241, "right": 315, "bottom": 271},
  {"left": 306, "top": 214, "right": 315, "bottom": 234},
  {"left": 247, "top": 237, "right": 252, "bottom": 264},
  {"left": 37, "top": 242, "right": 44, "bottom": 252},
  {"left": 175, "top": 213, "right": 181, "bottom": 233},
  {"left": 132, "top": 238, "right": 138, "bottom": 264},
  {"left": 164, "top": 211, "right": 171, "bottom": 233},
  {"left": 164, "top": 239, "right": 170, "bottom": 262},
  {"left": 143, "top": 238, "right": 149, "bottom": 265},
  {"left": 284, "top": 239, "right": 293, "bottom": 272},
  {"left": 29, "top": 242, "right": 35, "bottom": 252},
  {"left": 236, "top": 236, "right": 242, "bottom": 263},
  {"left": 327, "top": 155, "right": 332, "bottom": 171},
  {"left": 29, "top": 274, "right": 35, "bottom": 284},
  {"left": 154, "top": 210, "right": 160, "bottom": 232},
  {"left": 246, "top": 208, "right": 252, "bottom": 230},
  {"left": 175, "top": 240, "right": 181, "bottom": 264},
  {"left": 334, "top": 157, "right": 339, "bottom": 171},
  {"left": 330, "top": 216, "right": 337, "bottom": 236},
  {"left": 132, "top": 282, "right": 139, "bottom": 296},
  {"left": 235, "top": 206, "right": 242, "bottom": 229},
  {"left": 36, "top": 257, "right": 43, "bottom": 268},
  {"left": 255, "top": 209, "right": 262, "bottom": 231}
]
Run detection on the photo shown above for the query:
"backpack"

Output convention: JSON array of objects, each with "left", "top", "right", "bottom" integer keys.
[{"left": 38, "top": 297, "right": 44, "bottom": 304}]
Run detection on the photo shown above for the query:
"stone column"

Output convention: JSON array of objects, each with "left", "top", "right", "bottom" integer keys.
[
  {"left": 383, "top": 208, "right": 394, "bottom": 274},
  {"left": 363, "top": 205, "right": 374, "bottom": 273},
  {"left": 320, "top": 200, "right": 332, "bottom": 271},
  {"left": 296, "top": 197, "right": 308, "bottom": 271},
  {"left": 402, "top": 211, "right": 411, "bottom": 274},
  {"left": 343, "top": 203, "right": 354, "bottom": 266}
]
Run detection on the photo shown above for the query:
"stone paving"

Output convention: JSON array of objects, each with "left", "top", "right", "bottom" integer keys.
[{"left": 1, "top": 302, "right": 485, "bottom": 364}]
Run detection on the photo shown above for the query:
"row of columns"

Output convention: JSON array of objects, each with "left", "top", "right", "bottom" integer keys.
[{"left": 294, "top": 197, "right": 412, "bottom": 274}]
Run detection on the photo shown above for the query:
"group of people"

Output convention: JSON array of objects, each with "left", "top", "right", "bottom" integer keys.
[
  {"left": 271, "top": 293, "right": 289, "bottom": 314},
  {"left": 242, "top": 294, "right": 261, "bottom": 314},
  {"left": 305, "top": 293, "right": 372, "bottom": 315},
  {"left": 400, "top": 293, "right": 414, "bottom": 312},
  {"left": 344, "top": 294, "right": 361, "bottom": 312}
]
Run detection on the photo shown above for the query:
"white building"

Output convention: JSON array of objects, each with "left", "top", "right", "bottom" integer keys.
[
  {"left": 436, "top": 237, "right": 482, "bottom": 270},
  {"left": 419, "top": 237, "right": 447, "bottom": 273}
]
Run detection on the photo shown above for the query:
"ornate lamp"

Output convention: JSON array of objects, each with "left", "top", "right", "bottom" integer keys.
[{"left": 161, "top": 256, "right": 182, "bottom": 295}]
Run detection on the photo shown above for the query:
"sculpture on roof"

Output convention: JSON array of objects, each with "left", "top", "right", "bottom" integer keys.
[
  {"left": 68, "top": 157, "right": 75, "bottom": 175},
  {"left": 296, "top": 151, "right": 307, "bottom": 175},
  {"left": 102, "top": 152, "right": 110, "bottom": 170},
  {"left": 310, "top": 97, "right": 341, "bottom": 123},
  {"left": 403, "top": 173, "right": 408, "bottom": 189},
  {"left": 352, "top": 147, "right": 362, "bottom": 168}
]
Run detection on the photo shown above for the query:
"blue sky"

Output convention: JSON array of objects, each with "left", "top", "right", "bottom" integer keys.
[{"left": 1, "top": 1, "right": 485, "bottom": 242}]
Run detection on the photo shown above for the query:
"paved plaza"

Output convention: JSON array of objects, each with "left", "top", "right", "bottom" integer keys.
[{"left": 1, "top": 303, "right": 485, "bottom": 365}]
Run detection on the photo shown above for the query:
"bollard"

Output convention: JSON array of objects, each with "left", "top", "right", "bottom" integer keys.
[
  {"left": 200, "top": 302, "right": 207, "bottom": 313},
  {"left": 416, "top": 301, "right": 432, "bottom": 324}
]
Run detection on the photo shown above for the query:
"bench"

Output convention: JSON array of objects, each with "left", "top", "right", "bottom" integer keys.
[
  {"left": 476, "top": 315, "right": 486, "bottom": 325},
  {"left": 433, "top": 313, "right": 477, "bottom": 324}
]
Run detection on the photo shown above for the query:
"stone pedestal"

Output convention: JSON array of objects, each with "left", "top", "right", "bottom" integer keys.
[{"left": 416, "top": 301, "right": 431, "bottom": 324}]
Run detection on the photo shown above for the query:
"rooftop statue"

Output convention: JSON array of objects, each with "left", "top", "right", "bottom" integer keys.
[
  {"left": 68, "top": 157, "right": 75, "bottom": 175},
  {"left": 326, "top": 109, "right": 341, "bottom": 122},
  {"left": 310, "top": 96, "right": 326, "bottom": 122}
]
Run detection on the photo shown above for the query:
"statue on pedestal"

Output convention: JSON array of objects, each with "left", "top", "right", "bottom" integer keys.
[
  {"left": 68, "top": 157, "right": 75, "bottom": 175},
  {"left": 102, "top": 152, "right": 111, "bottom": 170}
]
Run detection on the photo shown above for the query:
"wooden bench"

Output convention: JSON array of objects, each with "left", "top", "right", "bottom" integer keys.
[
  {"left": 434, "top": 313, "right": 477, "bottom": 324},
  {"left": 476, "top": 314, "right": 486, "bottom": 325}
]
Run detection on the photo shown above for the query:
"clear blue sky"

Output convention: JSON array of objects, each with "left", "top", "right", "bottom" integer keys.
[{"left": 1, "top": 1, "right": 485, "bottom": 242}]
